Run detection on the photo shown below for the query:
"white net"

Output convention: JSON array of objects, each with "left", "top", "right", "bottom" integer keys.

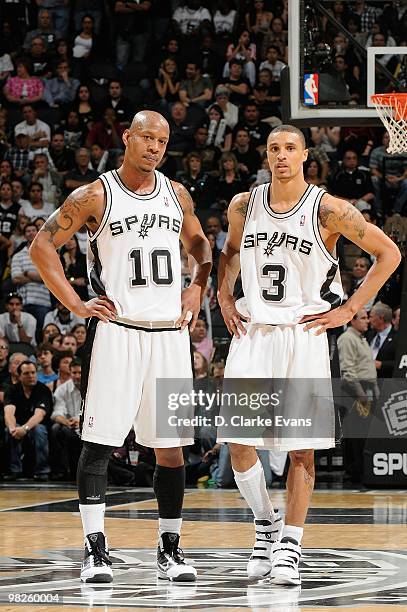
[{"left": 372, "top": 94, "right": 407, "bottom": 154}]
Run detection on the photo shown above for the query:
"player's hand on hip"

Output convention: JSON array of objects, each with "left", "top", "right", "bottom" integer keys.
[
  {"left": 74, "top": 296, "right": 117, "bottom": 323},
  {"left": 177, "top": 284, "right": 201, "bottom": 332},
  {"left": 300, "top": 304, "right": 354, "bottom": 335},
  {"left": 219, "top": 295, "right": 249, "bottom": 338}
]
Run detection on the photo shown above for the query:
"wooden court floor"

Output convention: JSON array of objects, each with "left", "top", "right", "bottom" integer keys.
[{"left": 0, "top": 484, "right": 406, "bottom": 611}]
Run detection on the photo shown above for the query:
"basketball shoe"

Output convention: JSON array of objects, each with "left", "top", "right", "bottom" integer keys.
[
  {"left": 269, "top": 536, "right": 301, "bottom": 585},
  {"left": 80, "top": 532, "right": 113, "bottom": 583},
  {"left": 247, "top": 511, "right": 284, "bottom": 579},
  {"left": 156, "top": 533, "right": 197, "bottom": 582}
]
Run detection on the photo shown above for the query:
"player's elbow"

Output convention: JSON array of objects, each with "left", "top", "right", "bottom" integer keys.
[{"left": 383, "top": 242, "right": 401, "bottom": 272}]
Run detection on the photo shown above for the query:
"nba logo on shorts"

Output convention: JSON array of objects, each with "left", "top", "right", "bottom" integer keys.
[
  {"left": 300, "top": 215, "right": 306, "bottom": 226},
  {"left": 88, "top": 416, "right": 94, "bottom": 428},
  {"left": 304, "top": 74, "right": 318, "bottom": 105}
]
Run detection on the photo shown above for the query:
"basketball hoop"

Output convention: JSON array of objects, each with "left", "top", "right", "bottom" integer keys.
[{"left": 371, "top": 93, "right": 407, "bottom": 154}]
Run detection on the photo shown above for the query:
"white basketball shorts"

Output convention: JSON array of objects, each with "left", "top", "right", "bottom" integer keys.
[
  {"left": 80, "top": 319, "right": 194, "bottom": 448},
  {"left": 217, "top": 323, "right": 335, "bottom": 451}
]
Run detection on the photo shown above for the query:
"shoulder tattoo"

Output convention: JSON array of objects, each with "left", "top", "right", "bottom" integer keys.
[
  {"left": 173, "top": 182, "right": 196, "bottom": 216},
  {"left": 40, "top": 188, "right": 99, "bottom": 245},
  {"left": 235, "top": 196, "right": 249, "bottom": 219},
  {"left": 319, "top": 199, "right": 366, "bottom": 240}
]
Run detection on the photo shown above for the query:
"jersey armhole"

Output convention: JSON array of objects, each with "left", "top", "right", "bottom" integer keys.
[
  {"left": 312, "top": 190, "right": 338, "bottom": 265},
  {"left": 88, "top": 176, "right": 112, "bottom": 243},
  {"left": 242, "top": 187, "right": 257, "bottom": 231},
  {"left": 165, "top": 177, "right": 184, "bottom": 219}
]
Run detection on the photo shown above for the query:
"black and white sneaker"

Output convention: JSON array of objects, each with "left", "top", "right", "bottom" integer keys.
[
  {"left": 269, "top": 536, "right": 301, "bottom": 586},
  {"left": 247, "top": 511, "right": 283, "bottom": 579},
  {"left": 80, "top": 532, "right": 113, "bottom": 583},
  {"left": 157, "top": 532, "right": 197, "bottom": 582}
]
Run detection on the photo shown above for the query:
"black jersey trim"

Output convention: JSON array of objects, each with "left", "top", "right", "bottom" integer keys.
[
  {"left": 320, "top": 262, "right": 343, "bottom": 309},
  {"left": 89, "top": 239, "right": 106, "bottom": 296},
  {"left": 79, "top": 317, "right": 99, "bottom": 437},
  {"left": 243, "top": 187, "right": 256, "bottom": 231},
  {"left": 312, "top": 190, "right": 339, "bottom": 265},
  {"left": 165, "top": 177, "right": 184, "bottom": 220},
  {"left": 263, "top": 183, "right": 313, "bottom": 219},
  {"left": 111, "top": 320, "right": 181, "bottom": 332},
  {"left": 112, "top": 169, "right": 161, "bottom": 200},
  {"left": 89, "top": 175, "right": 112, "bottom": 243}
]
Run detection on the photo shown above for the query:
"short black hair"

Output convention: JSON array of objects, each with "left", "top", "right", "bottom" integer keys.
[
  {"left": 268, "top": 124, "right": 306, "bottom": 148},
  {"left": 17, "top": 360, "right": 36, "bottom": 375},
  {"left": 70, "top": 358, "right": 82, "bottom": 368},
  {"left": 6, "top": 292, "right": 22, "bottom": 304}
]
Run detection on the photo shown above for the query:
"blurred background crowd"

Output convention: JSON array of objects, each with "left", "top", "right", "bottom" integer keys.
[{"left": 0, "top": 0, "right": 406, "bottom": 487}]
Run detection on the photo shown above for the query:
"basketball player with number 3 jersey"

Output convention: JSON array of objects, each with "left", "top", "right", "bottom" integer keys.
[
  {"left": 217, "top": 125, "right": 400, "bottom": 585},
  {"left": 30, "top": 111, "right": 211, "bottom": 584}
]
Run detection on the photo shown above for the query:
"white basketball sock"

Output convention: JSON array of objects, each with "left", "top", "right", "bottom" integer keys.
[
  {"left": 159, "top": 518, "right": 182, "bottom": 536},
  {"left": 233, "top": 459, "right": 274, "bottom": 520},
  {"left": 79, "top": 503, "right": 106, "bottom": 538},
  {"left": 282, "top": 525, "right": 303, "bottom": 544}
]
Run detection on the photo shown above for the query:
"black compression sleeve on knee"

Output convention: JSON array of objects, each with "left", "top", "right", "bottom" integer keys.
[
  {"left": 77, "top": 441, "right": 115, "bottom": 505},
  {"left": 153, "top": 464, "right": 185, "bottom": 519}
]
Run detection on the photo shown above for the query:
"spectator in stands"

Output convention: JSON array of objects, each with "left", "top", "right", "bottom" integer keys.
[
  {"left": 85, "top": 108, "right": 124, "bottom": 151},
  {"left": 11, "top": 179, "right": 29, "bottom": 207},
  {"left": 205, "top": 215, "right": 227, "bottom": 250},
  {"left": 71, "top": 323, "right": 87, "bottom": 358},
  {"left": 0, "top": 49, "right": 14, "bottom": 86},
  {"left": 369, "top": 131, "right": 407, "bottom": 215},
  {"left": 31, "top": 154, "right": 62, "bottom": 207},
  {"left": 167, "top": 102, "right": 196, "bottom": 158},
  {"left": 60, "top": 234, "right": 88, "bottom": 300},
  {"left": 114, "top": 0, "right": 152, "bottom": 67},
  {"left": 331, "top": 55, "right": 362, "bottom": 104},
  {"left": 72, "top": 14, "right": 94, "bottom": 80},
  {"left": 193, "top": 350, "right": 209, "bottom": 378},
  {"left": 10, "top": 214, "right": 30, "bottom": 252},
  {"left": 215, "top": 152, "right": 247, "bottom": 204},
  {"left": 220, "top": 59, "right": 251, "bottom": 107},
  {"left": 304, "top": 159, "right": 327, "bottom": 188},
  {"left": 380, "top": 1, "right": 407, "bottom": 42},
  {"left": 206, "top": 104, "right": 232, "bottom": 153},
  {"left": 43, "top": 300, "right": 85, "bottom": 335},
  {"left": 179, "top": 60, "right": 213, "bottom": 108},
  {"left": 39, "top": 1, "right": 69, "bottom": 38},
  {"left": 235, "top": 103, "right": 269, "bottom": 149},
  {"left": 177, "top": 152, "right": 215, "bottom": 210},
  {"left": 71, "top": 84, "right": 97, "bottom": 132},
  {"left": 74, "top": 0, "right": 103, "bottom": 35},
  {"left": 261, "top": 17, "right": 288, "bottom": 61},
  {"left": 245, "top": 0, "right": 273, "bottom": 39},
  {"left": 14, "top": 105, "right": 51, "bottom": 152},
  {"left": 213, "top": 0, "right": 237, "bottom": 41},
  {"left": 42, "top": 323, "right": 61, "bottom": 343},
  {"left": 60, "top": 333, "right": 78, "bottom": 355},
  {"left": 51, "top": 357, "right": 82, "bottom": 479},
  {"left": 52, "top": 349, "right": 73, "bottom": 389},
  {"left": 307, "top": 128, "right": 330, "bottom": 183},
  {"left": 64, "top": 147, "right": 99, "bottom": 193},
  {"left": 0, "top": 292, "right": 37, "bottom": 346},
  {"left": 20, "top": 182, "right": 54, "bottom": 221},
  {"left": 61, "top": 109, "right": 86, "bottom": 150},
  {"left": 392, "top": 307, "right": 400, "bottom": 332},
  {"left": 4, "top": 360, "right": 52, "bottom": 481},
  {"left": 154, "top": 58, "right": 181, "bottom": 111},
  {"left": 11, "top": 223, "right": 52, "bottom": 331},
  {"left": 368, "top": 302, "right": 397, "bottom": 378},
  {"left": 23, "top": 9, "right": 61, "bottom": 51},
  {"left": 3, "top": 59, "right": 44, "bottom": 108},
  {"left": 0, "top": 181, "right": 21, "bottom": 278},
  {"left": 172, "top": 0, "right": 212, "bottom": 39},
  {"left": 89, "top": 144, "right": 109, "bottom": 174},
  {"left": 49, "top": 132, "right": 76, "bottom": 175},
  {"left": 43, "top": 60, "right": 80, "bottom": 108},
  {"left": 188, "top": 125, "right": 218, "bottom": 173},
  {"left": 1, "top": 159, "right": 16, "bottom": 184},
  {"left": 36, "top": 342, "right": 58, "bottom": 389},
  {"left": 53, "top": 38, "right": 72, "bottom": 66},
  {"left": 214, "top": 85, "right": 239, "bottom": 130},
  {"left": 191, "top": 318, "right": 213, "bottom": 362},
  {"left": 351, "top": 0, "right": 382, "bottom": 33},
  {"left": 26, "top": 37, "right": 53, "bottom": 79},
  {"left": 224, "top": 30, "right": 257, "bottom": 87},
  {"left": 259, "top": 45, "right": 286, "bottom": 82},
  {"left": 7, "top": 352, "right": 27, "bottom": 387},
  {"left": 232, "top": 128, "right": 261, "bottom": 181},
  {"left": 100, "top": 80, "right": 133, "bottom": 128},
  {"left": 330, "top": 150, "right": 375, "bottom": 211},
  {"left": 0, "top": 337, "right": 10, "bottom": 403},
  {"left": 251, "top": 82, "right": 279, "bottom": 119},
  {"left": 366, "top": 22, "right": 397, "bottom": 48},
  {"left": 349, "top": 257, "right": 376, "bottom": 311}
]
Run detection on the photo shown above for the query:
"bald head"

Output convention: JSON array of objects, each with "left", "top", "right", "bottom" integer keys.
[{"left": 130, "top": 111, "right": 169, "bottom": 135}]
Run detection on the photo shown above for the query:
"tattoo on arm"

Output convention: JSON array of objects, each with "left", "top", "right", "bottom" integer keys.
[
  {"left": 40, "top": 190, "right": 96, "bottom": 245},
  {"left": 319, "top": 200, "right": 366, "bottom": 240},
  {"left": 235, "top": 197, "right": 249, "bottom": 218},
  {"left": 174, "top": 182, "right": 196, "bottom": 216}
]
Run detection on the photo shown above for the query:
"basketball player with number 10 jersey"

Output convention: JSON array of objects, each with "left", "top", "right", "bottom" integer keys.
[{"left": 217, "top": 125, "right": 400, "bottom": 586}]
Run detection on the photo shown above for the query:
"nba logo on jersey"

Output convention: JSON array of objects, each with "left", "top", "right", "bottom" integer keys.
[
  {"left": 88, "top": 416, "right": 94, "bottom": 428},
  {"left": 164, "top": 196, "right": 169, "bottom": 207},
  {"left": 300, "top": 214, "right": 306, "bottom": 226},
  {"left": 304, "top": 74, "right": 318, "bottom": 105}
]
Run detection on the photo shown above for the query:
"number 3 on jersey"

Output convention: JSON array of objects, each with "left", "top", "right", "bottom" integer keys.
[
  {"left": 261, "top": 263, "right": 287, "bottom": 302},
  {"left": 129, "top": 248, "right": 173, "bottom": 287}
]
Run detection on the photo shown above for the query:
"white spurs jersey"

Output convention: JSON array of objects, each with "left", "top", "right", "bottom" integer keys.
[
  {"left": 88, "top": 169, "right": 183, "bottom": 322},
  {"left": 239, "top": 183, "right": 343, "bottom": 325}
]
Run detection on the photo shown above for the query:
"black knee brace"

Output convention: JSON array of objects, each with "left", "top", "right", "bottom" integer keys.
[{"left": 77, "top": 441, "right": 115, "bottom": 505}]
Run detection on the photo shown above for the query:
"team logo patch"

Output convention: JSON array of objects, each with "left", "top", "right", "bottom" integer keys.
[{"left": 139, "top": 213, "right": 157, "bottom": 239}]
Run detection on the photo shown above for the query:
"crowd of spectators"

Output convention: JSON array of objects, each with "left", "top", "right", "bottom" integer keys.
[{"left": 0, "top": 0, "right": 406, "bottom": 485}]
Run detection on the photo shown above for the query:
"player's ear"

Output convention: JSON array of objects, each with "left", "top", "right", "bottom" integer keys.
[
  {"left": 122, "top": 129, "right": 130, "bottom": 147},
  {"left": 303, "top": 147, "right": 308, "bottom": 163}
]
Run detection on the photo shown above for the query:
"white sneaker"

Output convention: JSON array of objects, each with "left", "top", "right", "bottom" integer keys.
[
  {"left": 80, "top": 532, "right": 113, "bottom": 583},
  {"left": 269, "top": 537, "right": 301, "bottom": 586},
  {"left": 247, "top": 512, "right": 284, "bottom": 579},
  {"left": 157, "top": 533, "right": 197, "bottom": 582}
]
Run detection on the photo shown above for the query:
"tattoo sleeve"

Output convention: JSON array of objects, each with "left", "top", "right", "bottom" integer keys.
[
  {"left": 319, "top": 200, "right": 366, "bottom": 240},
  {"left": 40, "top": 188, "right": 98, "bottom": 245}
]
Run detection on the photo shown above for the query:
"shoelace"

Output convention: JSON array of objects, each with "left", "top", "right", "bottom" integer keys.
[{"left": 90, "top": 543, "right": 112, "bottom": 566}]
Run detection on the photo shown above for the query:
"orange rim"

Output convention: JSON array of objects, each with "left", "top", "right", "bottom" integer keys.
[{"left": 371, "top": 93, "right": 407, "bottom": 121}]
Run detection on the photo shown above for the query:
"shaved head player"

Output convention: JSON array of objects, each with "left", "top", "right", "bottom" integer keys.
[
  {"left": 217, "top": 124, "right": 400, "bottom": 585},
  {"left": 30, "top": 111, "right": 212, "bottom": 583}
]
